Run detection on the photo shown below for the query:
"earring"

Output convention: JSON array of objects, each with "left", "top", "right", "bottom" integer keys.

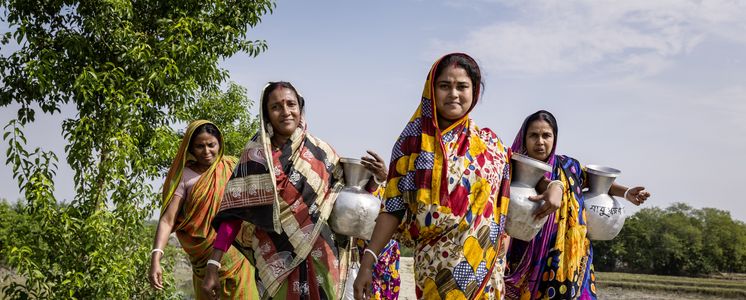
[{"left": 266, "top": 123, "right": 274, "bottom": 137}]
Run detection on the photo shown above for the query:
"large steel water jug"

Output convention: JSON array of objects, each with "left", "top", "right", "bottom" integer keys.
[
  {"left": 505, "top": 153, "right": 553, "bottom": 241},
  {"left": 329, "top": 158, "right": 381, "bottom": 240},
  {"left": 583, "top": 165, "right": 625, "bottom": 240}
]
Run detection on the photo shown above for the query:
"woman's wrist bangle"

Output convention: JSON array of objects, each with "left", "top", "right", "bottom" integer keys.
[
  {"left": 623, "top": 188, "right": 631, "bottom": 199},
  {"left": 373, "top": 175, "right": 385, "bottom": 186},
  {"left": 151, "top": 248, "right": 164, "bottom": 256},
  {"left": 207, "top": 259, "right": 221, "bottom": 269},
  {"left": 363, "top": 248, "right": 378, "bottom": 262},
  {"left": 547, "top": 180, "right": 565, "bottom": 192}
]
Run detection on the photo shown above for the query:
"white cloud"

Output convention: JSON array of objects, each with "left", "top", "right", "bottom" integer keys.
[{"left": 431, "top": 0, "right": 746, "bottom": 77}]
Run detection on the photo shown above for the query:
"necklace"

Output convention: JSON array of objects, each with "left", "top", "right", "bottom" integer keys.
[{"left": 271, "top": 137, "right": 286, "bottom": 150}]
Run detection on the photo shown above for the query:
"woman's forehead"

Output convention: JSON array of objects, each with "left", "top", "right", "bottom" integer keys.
[
  {"left": 436, "top": 66, "right": 470, "bottom": 80},
  {"left": 269, "top": 87, "right": 297, "bottom": 99},
  {"left": 193, "top": 132, "right": 218, "bottom": 141},
  {"left": 527, "top": 120, "right": 553, "bottom": 131}
]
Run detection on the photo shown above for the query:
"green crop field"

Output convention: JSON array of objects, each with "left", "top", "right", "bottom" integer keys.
[{"left": 596, "top": 272, "right": 746, "bottom": 299}]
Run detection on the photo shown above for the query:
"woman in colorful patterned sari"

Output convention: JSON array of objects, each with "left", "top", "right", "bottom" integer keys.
[
  {"left": 352, "top": 151, "right": 401, "bottom": 300},
  {"left": 202, "top": 82, "right": 383, "bottom": 300},
  {"left": 354, "top": 53, "right": 564, "bottom": 300},
  {"left": 149, "top": 120, "right": 258, "bottom": 299},
  {"left": 504, "top": 110, "right": 650, "bottom": 300},
  {"left": 353, "top": 238, "right": 400, "bottom": 300}
]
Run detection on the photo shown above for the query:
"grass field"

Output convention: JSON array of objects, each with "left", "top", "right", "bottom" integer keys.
[{"left": 596, "top": 271, "right": 746, "bottom": 299}]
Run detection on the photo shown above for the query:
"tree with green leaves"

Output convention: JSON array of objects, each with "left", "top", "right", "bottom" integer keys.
[
  {"left": 594, "top": 203, "right": 746, "bottom": 276},
  {"left": 176, "top": 82, "right": 260, "bottom": 158},
  {"left": 0, "top": 0, "right": 272, "bottom": 298}
]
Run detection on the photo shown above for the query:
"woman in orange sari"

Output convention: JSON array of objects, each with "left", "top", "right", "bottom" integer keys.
[{"left": 149, "top": 120, "right": 258, "bottom": 299}]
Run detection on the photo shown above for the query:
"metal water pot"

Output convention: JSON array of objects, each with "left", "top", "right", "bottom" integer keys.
[
  {"left": 583, "top": 165, "right": 625, "bottom": 240},
  {"left": 505, "top": 153, "right": 553, "bottom": 241},
  {"left": 329, "top": 158, "right": 381, "bottom": 240}
]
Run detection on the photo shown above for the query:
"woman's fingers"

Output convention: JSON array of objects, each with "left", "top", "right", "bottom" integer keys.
[
  {"left": 360, "top": 159, "right": 379, "bottom": 171},
  {"left": 353, "top": 279, "right": 365, "bottom": 300},
  {"left": 529, "top": 193, "right": 559, "bottom": 219},
  {"left": 354, "top": 269, "right": 373, "bottom": 300},
  {"left": 636, "top": 191, "right": 650, "bottom": 205},
  {"left": 366, "top": 150, "right": 385, "bottom": 163},
  {"left": 149, "top": 265, "right": 163, "bottom": 290},
  {"left": 201, "top": 284, "right": 218, "bottom": 300},
  {"left": 361, "top": 156, "right": 387, "bottom": 179},
  {"left": 528, "top": 194, "right": 544, "bottom": 202},
  {"left": 533, "top": 203, "right": 550, "bottom": 220},
  {"left": 627, "top": 186, "right": 650, "bottom": 205},
  {"left": 361, "top": 156, "right": 382, "bottom": 168},
  {"left": 360, "top": 157, "right": 376, "bottom": 166},
  {"left": 155, "top": 272, "right": 163, "bottom": 289}
]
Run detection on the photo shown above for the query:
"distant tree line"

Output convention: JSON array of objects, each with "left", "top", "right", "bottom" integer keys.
[{"left": 594, "top": 203, "right": 746, "bottom": 276}]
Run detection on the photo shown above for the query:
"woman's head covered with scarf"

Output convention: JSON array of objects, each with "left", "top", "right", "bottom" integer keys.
[
  {"left": 429, "top": 53, "right": 484, "bottom": 130},
  {"left": 385, "top": 53, "right": 487, "bottom": 208},
  {"left": 161, "top": 120, "right": 226, "bottom": 213},
  {"left": 511, "top": 110, "right": 559, "bottom": 169},
  {"left": 260, "top": 81, "right": 306, "bottom": 139}
]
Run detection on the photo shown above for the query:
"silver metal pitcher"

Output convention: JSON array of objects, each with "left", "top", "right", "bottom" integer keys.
[
  {"left": 329, "top": 158, "right": 381, "bottom": 240},
  {"left": 505, "top": 153, "right": 552, "bottom": 241},
  {"left": 583, "top": 165, "right": 626, "bottom": 240}
]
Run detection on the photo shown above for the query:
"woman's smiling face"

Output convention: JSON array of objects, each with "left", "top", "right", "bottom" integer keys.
[
  {"left": 434, "top": 64, "right": 473, "bottom": 125},
  {"left": 266, "top": 87, "right": 301, "bottom": 137}
]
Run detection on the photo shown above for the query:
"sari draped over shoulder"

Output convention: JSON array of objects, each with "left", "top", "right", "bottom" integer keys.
[
  {"left": 504, "top": 115, "right": 596, "bottom": 300},
  {"left": 212, "top": 85, "right": 350, "bottom": 300},
  {"left": 382, "top": 53, "right": 512, "bottom": 300},
  {"left": 161, "top": 120, "right": 258, "bottom": 299}
]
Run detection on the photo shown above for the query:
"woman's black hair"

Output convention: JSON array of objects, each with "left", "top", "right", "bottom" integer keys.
[
  {"left": 261, "top": 81, "right": 305, "bottom": 118},
  {"left": 189, "top": 123, "right": 222, "bottom": 154},
  {"left": 433, "top": 53, "right": 485, "bottom": 103}
]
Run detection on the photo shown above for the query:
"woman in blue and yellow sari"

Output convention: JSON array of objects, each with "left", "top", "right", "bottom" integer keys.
[{"left": 504, "top": 110, "right": 650, "bottom": 300}]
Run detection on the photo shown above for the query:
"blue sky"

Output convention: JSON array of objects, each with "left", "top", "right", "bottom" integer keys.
[{"left": 2, "top": 0, "right": 746, "bottom": 221}]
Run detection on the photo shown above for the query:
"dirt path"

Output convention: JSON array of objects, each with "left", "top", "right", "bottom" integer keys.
[
  {"left": 396, "top": 258, "right": 732, "bottom": 300},
  {"left": 598, "top": 286, "right": 734, "bottom": 300},
  {"left": 173, "top": 255, "right": 742, "bottom": 300}
]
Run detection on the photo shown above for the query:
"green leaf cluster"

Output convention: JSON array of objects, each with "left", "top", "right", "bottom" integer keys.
[
  {"left": 594, "top": 203, "right": 746, "bottom": 276},
  {"left": 0, "top": 0, "right": 272, "bottom": 298}
]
